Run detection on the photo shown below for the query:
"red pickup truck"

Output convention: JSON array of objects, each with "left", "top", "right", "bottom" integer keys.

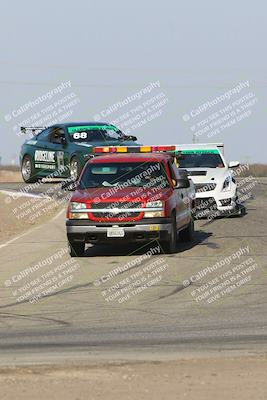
[{"left": 66, "top": 147, "right": 195, "bottom": 256}]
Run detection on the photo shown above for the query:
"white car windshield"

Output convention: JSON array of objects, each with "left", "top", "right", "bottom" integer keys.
[{"left": 178, "top": 151, "right": 225, "bottom": 168}]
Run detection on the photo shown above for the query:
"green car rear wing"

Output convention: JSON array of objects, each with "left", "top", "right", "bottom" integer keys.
[{"left": 21, "top": 126, "right": 47, "bottom": 135}]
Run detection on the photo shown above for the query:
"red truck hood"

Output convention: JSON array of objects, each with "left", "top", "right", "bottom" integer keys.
[{"left": 71, "top": 186, "right": 172, "bottom": 204}]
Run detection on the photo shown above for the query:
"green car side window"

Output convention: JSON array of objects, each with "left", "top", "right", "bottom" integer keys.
[
  {"left": 50, "top": 128, "right": 66, "bottom": 144},
  {"left": 36, "top": 128, "right": 51, "bottom": 142}
]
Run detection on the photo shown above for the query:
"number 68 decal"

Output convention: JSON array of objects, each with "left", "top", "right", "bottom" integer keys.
[{"left": 73, "top": 131, "right": 87, "bottom": 139}]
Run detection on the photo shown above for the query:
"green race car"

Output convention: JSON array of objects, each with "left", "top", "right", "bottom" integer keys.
[{"left": 20, "top": 122, "right": 139, "bottom": 183}]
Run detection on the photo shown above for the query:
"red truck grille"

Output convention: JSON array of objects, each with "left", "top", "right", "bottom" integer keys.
[{"left": 89, "top": 201, "right": 144, "bottom": 221}]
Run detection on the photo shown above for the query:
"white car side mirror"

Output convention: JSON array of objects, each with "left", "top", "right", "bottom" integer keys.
[{"left": 229, "top": 161, "right": 240, "bottom": 168}]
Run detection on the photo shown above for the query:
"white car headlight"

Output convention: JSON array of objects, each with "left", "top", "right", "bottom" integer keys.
[{"left": 222, "top": 177, "right": 232, "bottom": 192}]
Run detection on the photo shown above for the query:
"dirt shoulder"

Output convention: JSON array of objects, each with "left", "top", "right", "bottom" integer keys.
[
  {"left": 0, "top": 169, "right": 22, "bottom": 183},
  {"left": 1, "top": 356, "right": 267, "bottom": 400},
  {"left": 0, "top": 192, "right": 65, "bottom": 243}
]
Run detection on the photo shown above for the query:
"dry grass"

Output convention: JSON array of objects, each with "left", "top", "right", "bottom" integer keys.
[
  {"left": 0, "top": 169, "right": 22, "bottom": 182},
  {"left": 238, "top": 164, "right": 267, "bottom": 177},
  {"left": 0, "top": 164, "right": 20, "bottom": 171}
]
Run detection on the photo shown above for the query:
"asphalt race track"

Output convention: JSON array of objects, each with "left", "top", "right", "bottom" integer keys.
[{"left": 0, "top": 179, "right": 266, "bottom": 364}]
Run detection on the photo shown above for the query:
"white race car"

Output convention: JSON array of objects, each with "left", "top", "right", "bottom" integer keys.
[{"left": 174, "top": 143, "right": 245, "bottom": 218}]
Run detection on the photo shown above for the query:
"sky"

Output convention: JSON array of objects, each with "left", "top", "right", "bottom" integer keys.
[{"left": 0, "top": 0, "right": 266, "bottom": 164}]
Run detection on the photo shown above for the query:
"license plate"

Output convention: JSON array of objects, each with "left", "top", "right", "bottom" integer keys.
[{"left": 107, "top": 227, "right": 125, "bottom": 237}]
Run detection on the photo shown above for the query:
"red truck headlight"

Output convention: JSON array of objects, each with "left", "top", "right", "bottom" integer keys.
[
  {"left": 68, "top": 202, "right": 89, "bottom": 219},
  {"left": 144, "top": 201, "right": 165, "bottom": 218}
]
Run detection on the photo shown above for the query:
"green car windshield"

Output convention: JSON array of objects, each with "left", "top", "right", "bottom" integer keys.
[{"left": 67, "top": 125, "right": 123, "bottom": 143}]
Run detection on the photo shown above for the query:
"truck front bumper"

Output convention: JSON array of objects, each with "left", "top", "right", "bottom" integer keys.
[{"left": 66, "top": 218, "right": 172, "bottom": 244}]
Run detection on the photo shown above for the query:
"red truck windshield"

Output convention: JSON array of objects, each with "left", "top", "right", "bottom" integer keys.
[{"left": 79, "top": 162, "right": 169, "bottom": 189}]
